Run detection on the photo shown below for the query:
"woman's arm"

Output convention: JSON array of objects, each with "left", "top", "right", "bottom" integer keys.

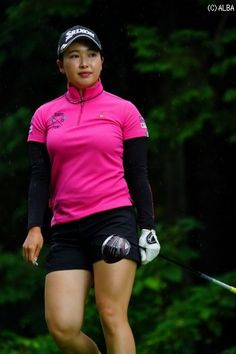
[
  {"left": 27, "top": 141, "right": 50, "bottom": 229},
  {"left": 22, "top": 142, "right": 50, "bottom": 264},
  {"left": 123, "top": 137, "right": 155, "bottom": 230}
]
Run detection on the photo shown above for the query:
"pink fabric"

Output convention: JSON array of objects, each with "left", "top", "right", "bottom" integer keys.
[{"left": 28, "top": 80, "right": 149, "bottom": 225}]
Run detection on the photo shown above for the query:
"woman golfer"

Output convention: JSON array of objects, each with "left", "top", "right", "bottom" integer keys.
[{"left": 22, "top": 25, "right": 160, "bottom": 354}]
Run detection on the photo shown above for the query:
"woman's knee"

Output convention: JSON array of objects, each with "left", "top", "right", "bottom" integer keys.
[
  {"left": 46, "top": 314, "right": 82, "bottom": 345},
  {"left": 97, "top": 302, "right": 128, "bottom": 335}
]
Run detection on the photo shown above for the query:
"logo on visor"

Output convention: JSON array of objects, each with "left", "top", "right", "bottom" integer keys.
[{"left": 65, "top": 28, "right": 95, "bottom": 42}]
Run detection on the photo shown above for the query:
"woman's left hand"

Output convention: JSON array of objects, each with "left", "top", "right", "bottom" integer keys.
[{"left": 139, "top": 229, "right": 160, "bottom": 265}]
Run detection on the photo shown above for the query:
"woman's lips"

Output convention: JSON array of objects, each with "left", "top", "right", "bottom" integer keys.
[{"left": 79, "top": 72, "right": 92, "bottom": 78}]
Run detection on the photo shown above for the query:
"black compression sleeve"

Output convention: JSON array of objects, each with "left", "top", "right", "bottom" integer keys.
[
  {"left": 123, "top": 137, "right": 155, "bottom": 229},
  {"left": 27, "top": 142, "right": 50, "bottom": 229}
]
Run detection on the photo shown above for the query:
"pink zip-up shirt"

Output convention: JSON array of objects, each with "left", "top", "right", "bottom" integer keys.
[{"left": 28, "top": 80, "right": 149, "bottom": 226}]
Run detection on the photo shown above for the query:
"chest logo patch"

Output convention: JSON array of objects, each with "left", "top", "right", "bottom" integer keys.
[{"left": 49, "top": 112, "right": 67, "bottom": 129}]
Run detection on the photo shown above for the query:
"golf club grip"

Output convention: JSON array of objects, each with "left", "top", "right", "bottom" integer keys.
[{"left": 134, "top": 241, "right": 202, "bottom": 276}]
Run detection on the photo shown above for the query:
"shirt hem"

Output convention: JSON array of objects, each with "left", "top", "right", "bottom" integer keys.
[{"left": 50, "top": 203, "right": 133, "bottom": 227}]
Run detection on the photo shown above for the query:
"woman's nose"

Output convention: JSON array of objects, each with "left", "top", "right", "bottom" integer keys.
[{"left": 79, "top": 57, "right": 89, "bottom": 68}]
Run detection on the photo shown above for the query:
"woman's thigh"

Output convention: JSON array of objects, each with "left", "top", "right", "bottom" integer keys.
[
  {"left": 45, "top": 269, "right": 92, "bottom": 332},
  {"left": 93, "top": 259, "right": 137, "bottom": 314}
]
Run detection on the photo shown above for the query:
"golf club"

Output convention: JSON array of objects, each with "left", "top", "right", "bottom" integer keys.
[{"left": 101, "top": 235, "right": 236, "bottom": 294}]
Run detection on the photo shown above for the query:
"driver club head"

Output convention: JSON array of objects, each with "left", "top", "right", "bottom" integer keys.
[{"left": 101, "top": 235, "right": 131, "bottom": 263}]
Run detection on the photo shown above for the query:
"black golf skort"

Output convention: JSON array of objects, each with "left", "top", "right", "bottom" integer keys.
[{"left": 46, "top": 206, "right": 141, "bottom": 273}]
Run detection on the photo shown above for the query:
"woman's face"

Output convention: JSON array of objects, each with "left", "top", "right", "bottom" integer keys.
[{"left": 57, "top": 41, "right": 103, "bottom": 91}]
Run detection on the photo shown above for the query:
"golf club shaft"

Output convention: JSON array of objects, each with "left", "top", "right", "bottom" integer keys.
[
  {"left": 137, "top": 242, "right": 236, "bottom": 294},
  {"left": 159, "top": 253, "right": 236, "bottom": 294}
]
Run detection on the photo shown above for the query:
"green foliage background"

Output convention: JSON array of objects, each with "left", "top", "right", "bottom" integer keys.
[{"left": 0, "top": 0, "right": 235, "bottom": 353}]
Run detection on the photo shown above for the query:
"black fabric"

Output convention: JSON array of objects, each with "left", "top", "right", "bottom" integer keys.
[
  {"left": 46, "top": 206, "right": 140, "bottom": 273},
  {"left": 27, "top": 142, "right": 50, "bottom": 229},
  {"left": 123, "top": 137, "right": 155, "bottom": 229}
]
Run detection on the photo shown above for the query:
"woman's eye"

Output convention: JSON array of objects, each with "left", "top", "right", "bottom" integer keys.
[{"left": 89, "top": 52, "right": 97, "bottom": 57}]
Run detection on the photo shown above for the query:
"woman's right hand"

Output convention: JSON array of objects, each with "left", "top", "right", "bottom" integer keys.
[{"left": 22, "top": 227, "right": 44, "bottom": 265}]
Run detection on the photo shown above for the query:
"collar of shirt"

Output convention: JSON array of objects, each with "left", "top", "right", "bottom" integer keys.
[{"left": 65, "top": 79, "right": 104, "bottom": 104}]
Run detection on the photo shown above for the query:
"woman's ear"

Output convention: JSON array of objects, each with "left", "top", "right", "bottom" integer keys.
[{"left": 56, "top": 59, "right": 65, "bottom": 74}]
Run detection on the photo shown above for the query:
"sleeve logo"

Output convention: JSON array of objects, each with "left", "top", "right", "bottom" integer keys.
[{"left": 139, "top": 116, "right": 147, "bottom": 129}]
